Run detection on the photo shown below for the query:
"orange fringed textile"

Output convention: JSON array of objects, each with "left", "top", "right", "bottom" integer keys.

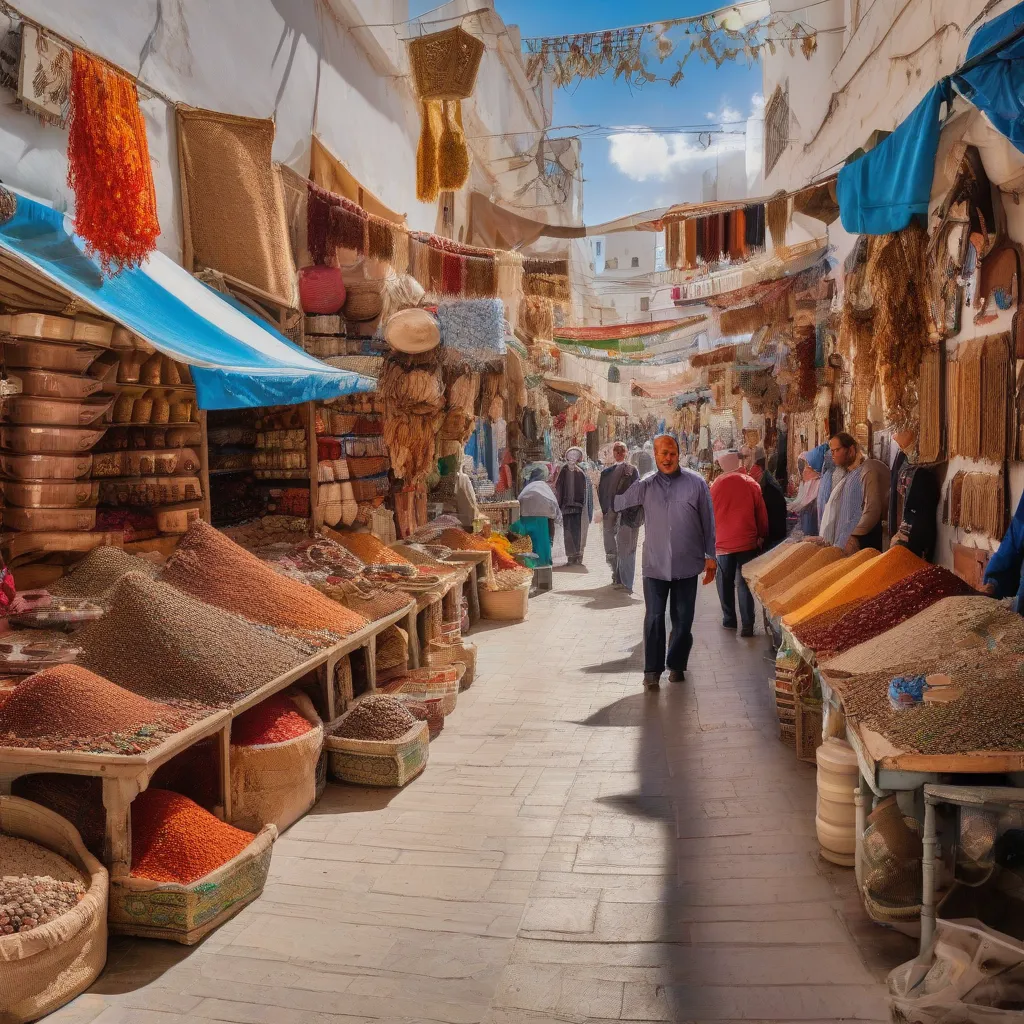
[{"left": 67, "top": 52, "right": 159, "bottom": 274}]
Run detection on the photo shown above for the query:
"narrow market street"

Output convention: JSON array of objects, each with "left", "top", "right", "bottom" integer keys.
[{"left": 53, "top": 532, "right": 902, "bottom": 1024}]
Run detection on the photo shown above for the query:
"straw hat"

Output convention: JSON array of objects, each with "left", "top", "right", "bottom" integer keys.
[{"left": 384, "top": 307, "right": 440, "bottom": 354}]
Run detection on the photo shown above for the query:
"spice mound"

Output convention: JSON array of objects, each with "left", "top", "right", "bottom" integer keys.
[
  {"left": 0, "top": 664, "right": 198, "bottom": 753},
  {"left": 436, "top": 529, "right": 491, "bottom": 553},
  {"left": 161, "top": 520, "right": 368, "bottom": 643},
  {"left": 804, "top": 565, "right": 977, "bottom": 658},
  {"left": 1, "top": 873, "right": 86, "bottom": 933},
  {"left": 131, "top": 788, "right": 255, "bottom": 885},
  {"left": 334, "top": 695, "right": 415, "bottom": 741},
  {"left": 76, "top": 572, "right": 304, "bottom": 707},
  {"left": 232, "top": 694, "right": 313, "bottom": 746},
  {"left": 49, "top": 546, "right": 159, "bottom": 598},
  {"left": 331, "top": 530, "right": 411, "bottom": 566}
]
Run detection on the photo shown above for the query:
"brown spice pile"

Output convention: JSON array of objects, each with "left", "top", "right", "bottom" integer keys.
[
  {"left": 791, "top": 600, "right": 867, "bottom": 648},
  {"left": 833, "top": 655, "right": 1024, "bottom": 754},
  {"left": 76, "top": 572, "right": 305, "bottom": 706},
  {"left": 334, "top": 694, "right": 415, "bottom": 740},
  {"left": 161, "top": 521, "right": 368, "bottom": 643},
  {"left": 802, "top": 565, "right": 977, "bottom": 659},
  {"left": 0, "top": 664, "right": 201, "bottom": 753},
  {"left": 49, "top": 546, "right": 159, "bottom": 598}
]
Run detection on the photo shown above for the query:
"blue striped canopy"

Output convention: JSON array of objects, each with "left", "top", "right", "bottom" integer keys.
[{"left": 0, "top": 193, "right": 376, "bottom": 409}]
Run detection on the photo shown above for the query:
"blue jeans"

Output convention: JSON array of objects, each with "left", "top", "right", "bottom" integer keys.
[
  {"left": 716, "top": 550, "right": 758, "bottom": 629},
  {"left": 642, "top": 575, "right": 699, "bottom": 676}
]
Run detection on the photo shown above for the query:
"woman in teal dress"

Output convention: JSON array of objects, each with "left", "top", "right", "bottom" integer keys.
[{"left": 512, "top": 464, "right": 559, "bottom": 566}]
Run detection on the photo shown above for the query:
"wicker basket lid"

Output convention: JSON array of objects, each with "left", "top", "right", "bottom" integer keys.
[{"left": 384, "top": 308, "right": 440, "bottom": 355}]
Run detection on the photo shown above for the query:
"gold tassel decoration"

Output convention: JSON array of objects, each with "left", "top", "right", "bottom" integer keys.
[
  {"left": 437, "top": 100, "right": 470, "bottom": 191},
  {"left": 416, "top": 100, "right": 442, "bottom": 203}
]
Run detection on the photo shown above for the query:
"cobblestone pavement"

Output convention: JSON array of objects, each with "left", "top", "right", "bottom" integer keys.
[{"left": 50, "top": 529, "right": 905, "bottom": 1023}]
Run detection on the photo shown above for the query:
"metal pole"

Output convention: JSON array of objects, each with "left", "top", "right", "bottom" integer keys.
[{"left": 919, "top": 795, "right": 937, "bottom": 958}]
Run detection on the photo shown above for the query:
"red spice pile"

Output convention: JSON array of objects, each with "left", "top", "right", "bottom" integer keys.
[
  {"left": 161, "top": 520, "right": 368, "bottom": 642},
  {"left": 0, "top": 665, "right": 194, "bottom": 753},
  {"left": 131, "top": 789, "right": 254, "bottom": 884},
  {"left": 800, "top": 565, "right": 977, "bottom": 657},
  {"left": 231, "top": 694, "right": 313, "bottom": 746}
]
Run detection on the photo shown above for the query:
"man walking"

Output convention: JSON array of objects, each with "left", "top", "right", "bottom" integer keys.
[
  {"left": 598, "top": 441, "right": 640, "bottom": 592},
  {"left": 614, "top": 434, "right": 716, "bottom": 690},
  {"left": 710, "top": 450, "right": 768, "bottom": 637}
]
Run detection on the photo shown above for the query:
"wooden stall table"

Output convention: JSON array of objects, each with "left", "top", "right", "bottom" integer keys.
[
  {"left": 442, "top": 549, "right": 491, "bottom": 626},
  {"left": 0, "top": 606, "right": 414, "bottom": 880},
  {"left": 0, "top": 709, "right": 230, "bottom": 881}
]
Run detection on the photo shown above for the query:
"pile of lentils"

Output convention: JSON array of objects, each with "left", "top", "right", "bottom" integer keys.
[
  {"left": 48, "top": 546, "right": 158, "bottom": 598},
  {"left": 802, "top": 565, "right": 977, "bottom": 658},
  {"left": 1, "top": 874, "right": 86, "bottom": 932},
  {"left": 335, "top": 695, "right": 416, "bottom": 741}
]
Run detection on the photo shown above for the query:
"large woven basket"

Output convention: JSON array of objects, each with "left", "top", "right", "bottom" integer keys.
[
  {"left": 479, "top": 582, "right": 529, "bottom": 622},
  {"left": 325, "top": 716, "right": 428, "bottom": 788},
  {"left": 229, "top": 692, "right": 325, "bottom": 834},
  {"left": 108, "top": 824, "right": 276, "bottom": 945},
  {"left": 0, "top": 797, "right": 108, "bottom": 1024}
]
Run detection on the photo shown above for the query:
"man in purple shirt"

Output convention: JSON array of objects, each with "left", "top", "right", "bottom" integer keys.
[{"left": 614, "top": 434, "right": 717, "bottom": 690}]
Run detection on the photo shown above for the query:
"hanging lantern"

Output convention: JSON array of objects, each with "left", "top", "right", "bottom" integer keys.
[{"left": 407, "top": 27, "right": 485, "bottom": 202}]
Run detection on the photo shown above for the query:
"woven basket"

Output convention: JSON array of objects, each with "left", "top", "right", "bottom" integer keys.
[
  {"left": 426, "top": 639, "right": 476, "bottom": 688},
  {"left": 0, "top": 797, "right": 108, "bottom": 1023},
  {"left": 408, "top": 26, "right": 485, "bottom": 101},
  {"left": 400, "top": 697, "right": 445, "bottom": 739},
  {"left": 479, "top": 583, "right": 528, "bottom": 622},
  {"left": 107, "top": 824, "right": 276, "bottom": 944},
  {"left": 347, "top": 456, "right": 391, "bottom": 478},
  {"left": 380, "top": 664, "right": 463, "bottom": 716},
  {"left": 229, "top": 692, "right": 324, "bottom": 834},
  {"left": 342, "top": 281, "right": 384, "bottom": 323},
  {"left": 343, "top": 436, "right": 389, "bottom": 458},
  {"left": 325, "top": 717, "right": 429, "bottom": 788},
  {"left": 351, "top": 474, "right": 390, "bottom": 501},
  {"left": 795, "top": 697, "right": 823, "bottom": 764}
]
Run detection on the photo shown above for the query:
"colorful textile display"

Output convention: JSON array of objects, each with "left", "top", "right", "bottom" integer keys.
[
  {"left": 307, "top": 181, "right": 367, "bottom": 262},
  {"left": 67, "top": 51, "right": 159, "bottom": 273}
]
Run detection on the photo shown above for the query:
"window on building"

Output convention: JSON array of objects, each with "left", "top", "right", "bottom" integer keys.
[
  {"left": 631, "top": 257, "right": 639, "bottom": 268},
  {"left": 595, "top": 241, "right": 602, "bottom": 256},
  {"left": 640, "top": 297, "right": 650, "bottom": 312},
  {"left": 764, "top": 84, "right": 789, "bottom": 176}
]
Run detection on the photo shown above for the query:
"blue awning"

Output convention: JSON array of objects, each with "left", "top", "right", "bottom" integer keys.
[
  {"left": 837, "top": 0, "right": 1024, "bottom": 235},
  {"left": 0, "top": 193, "right": 376, "bottom": 409}
]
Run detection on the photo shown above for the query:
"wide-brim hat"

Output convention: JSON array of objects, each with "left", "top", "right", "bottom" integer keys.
[{"left": 384, "top": 307, "right": 440, "bottom": 354}]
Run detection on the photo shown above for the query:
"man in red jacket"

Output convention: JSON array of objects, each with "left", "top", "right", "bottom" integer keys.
[{"left": 710, "top": 450, "right": 768, "bottom": 636}]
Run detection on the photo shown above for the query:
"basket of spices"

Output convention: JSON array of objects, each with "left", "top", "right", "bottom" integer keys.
[
  {"left": 379, "top": 664, "right": 463, "bottom": 717},
  {"left": 324, "top": 694, "right": 428, "bottom": 788},
  {"left": 229, "top": 692, "right": 324, "bottom": 834},
  {"left": 0, "top": 796, "right": 108, "bottom": 1023},
  {"left": 107, "top": 789, "right": 276, "bottom": 945}
]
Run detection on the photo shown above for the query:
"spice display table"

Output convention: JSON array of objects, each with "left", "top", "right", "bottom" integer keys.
[{"left": 0, "top": 605, "right": 414, "bottom": 882}]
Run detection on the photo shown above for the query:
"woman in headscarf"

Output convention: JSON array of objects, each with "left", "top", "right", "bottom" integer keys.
[
  {"left": 789, "top": 445, "right": 825, "bottom": 536},
  {"left": 454, "top": 454, "right": 481, "bottom": 530},
  {"left": 513, "top": 464, "right": 559, "bottom": 566},
  {"left": 554, "top": 446, "right": 592, "bottom": 565}
]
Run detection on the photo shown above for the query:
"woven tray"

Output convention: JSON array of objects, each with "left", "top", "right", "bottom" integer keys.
[
  {"left": 108, "top": 824, "right": 276, "bottom": 945},
  {"left": 324, "top": 717, "right": 428, "bottom": 788}
]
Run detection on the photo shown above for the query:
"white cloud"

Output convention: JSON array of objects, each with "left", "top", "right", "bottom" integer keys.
[{"left": 608, "top": 95, "right": 764, "bottom": 186}]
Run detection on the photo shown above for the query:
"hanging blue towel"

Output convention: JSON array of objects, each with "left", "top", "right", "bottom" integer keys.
[{"left": 836, "top": 81, "right": 952, "bottom": 236}]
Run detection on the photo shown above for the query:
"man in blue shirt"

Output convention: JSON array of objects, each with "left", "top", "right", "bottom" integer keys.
[{"left": 614, "top": 434, "right": 717, "bottom": 690}]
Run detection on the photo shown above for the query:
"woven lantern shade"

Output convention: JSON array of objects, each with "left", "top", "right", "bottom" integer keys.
[{"left": 408, "top": 27, "right": 485, "bottom": 202}]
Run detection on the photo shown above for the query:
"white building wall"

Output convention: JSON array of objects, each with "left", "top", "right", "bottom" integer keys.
[{"left": 0, "top": 0, "right": 576, "bottom": 268}]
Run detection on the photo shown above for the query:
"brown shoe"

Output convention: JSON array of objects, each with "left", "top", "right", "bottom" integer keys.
[
  {"left": 643, "top": 673, "right": 661, "bottom": 690},
  {"left": 669, "top": 670, "right": 686, "bottom": 683}
]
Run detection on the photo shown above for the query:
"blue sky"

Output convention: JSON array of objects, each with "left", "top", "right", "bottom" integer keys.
[{"left": 409, "top": 1, "right": 765, "bottom": 224}]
